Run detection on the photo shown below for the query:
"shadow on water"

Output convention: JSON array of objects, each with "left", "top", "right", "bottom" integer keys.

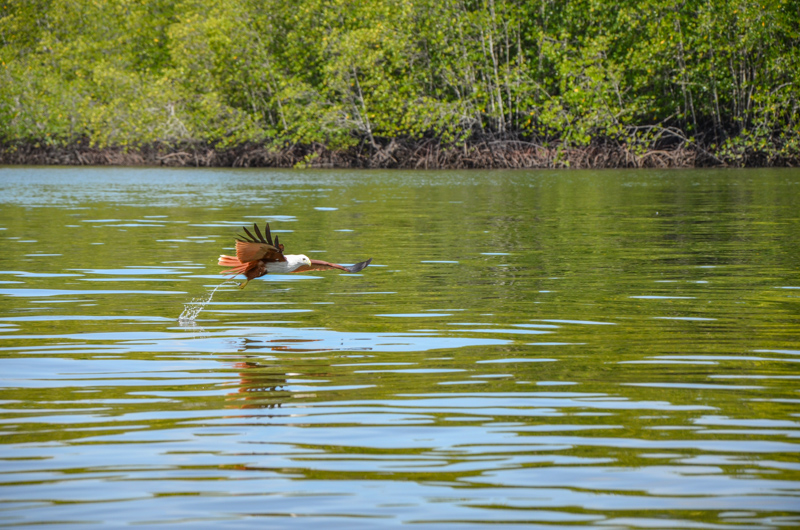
[{"left": 0, "top": 167, "right": 799, "bottom": 528}]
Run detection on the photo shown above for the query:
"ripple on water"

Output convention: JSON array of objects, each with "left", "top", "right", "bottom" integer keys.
[{"left": 1, "top": 167, "right": 800, "bottom": 528}]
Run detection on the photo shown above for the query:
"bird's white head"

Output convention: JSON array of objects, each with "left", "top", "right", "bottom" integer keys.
[{"left": 284, "top": 254, "right": 312, "bottom": 272}]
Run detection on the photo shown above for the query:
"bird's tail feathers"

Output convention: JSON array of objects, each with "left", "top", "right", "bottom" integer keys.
[{"left": 218, "top": 254, "right": 249, "bottom": 276}]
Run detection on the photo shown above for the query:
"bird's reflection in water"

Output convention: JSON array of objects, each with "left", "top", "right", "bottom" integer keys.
[
  {"left": 228, "top": 338, "right": 334, "bottom": 409},
  {"left": 228, "top": 361, "right": 290, "bottom": 410},
  {"left": 222, "top": 334, "right": 373, "bottom": 408}
]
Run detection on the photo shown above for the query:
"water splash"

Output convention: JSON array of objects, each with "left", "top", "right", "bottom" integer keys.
[{"left": 179, "top": 280, "right": 233, "bottom": 322}]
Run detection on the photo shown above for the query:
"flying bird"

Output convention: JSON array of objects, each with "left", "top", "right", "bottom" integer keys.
[{"left": 218, "top": 222, "right": 372, "bottom": 288}]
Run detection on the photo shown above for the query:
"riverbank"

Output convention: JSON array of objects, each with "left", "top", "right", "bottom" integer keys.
[
  {"left": 2, "top": 137, "right": 795, "bottom": 169},
  {"left": 5, "top": 0, "right": 798, "bottom": 172}
]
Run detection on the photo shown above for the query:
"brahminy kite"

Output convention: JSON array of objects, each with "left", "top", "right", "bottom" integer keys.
[{"left": 218, "top": 222, "right": 372, "bottom": 288}]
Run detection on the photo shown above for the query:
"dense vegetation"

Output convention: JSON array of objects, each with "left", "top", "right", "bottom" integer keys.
[{"left": 1, "top": 0, "right": 799, "bottom": 167}]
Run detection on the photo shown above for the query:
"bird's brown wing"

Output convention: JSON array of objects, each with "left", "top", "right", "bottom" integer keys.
[
  {"left": 235, "top": 240, "right": 283, "bottom": 263},
  {"left": 292, "top": 258, "right": 372, "bottom": 273},
  {"left": 235, "top": 222, "right": 287, "bottom": 263},
  {"left": 239, "top": 223, "right": 285, "bottom": 252}
]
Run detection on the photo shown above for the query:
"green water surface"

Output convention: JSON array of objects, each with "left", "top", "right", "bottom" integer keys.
[{"left": 0, "top": 167, "right": 799, "bottom": 528}]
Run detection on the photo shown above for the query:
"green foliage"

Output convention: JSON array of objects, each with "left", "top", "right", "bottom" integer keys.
[{"left": 1, "top": 0, "right": 798, "bottom": 163}]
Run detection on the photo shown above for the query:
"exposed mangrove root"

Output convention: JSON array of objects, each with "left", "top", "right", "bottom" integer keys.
[{"left": 1, "top": 135, "right": 796, "bottom": 169}]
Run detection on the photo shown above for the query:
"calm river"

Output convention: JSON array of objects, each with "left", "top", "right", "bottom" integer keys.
[{"left": 1, "top": 167, "right": 799, "bottom": 528}]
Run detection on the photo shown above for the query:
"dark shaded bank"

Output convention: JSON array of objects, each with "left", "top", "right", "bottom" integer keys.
[{"left": 1, "top": 137, "right": 796, "bottom": 169}]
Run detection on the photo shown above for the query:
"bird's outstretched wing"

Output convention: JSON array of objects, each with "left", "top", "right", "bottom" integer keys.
[
  {"left": 235, "top": 223, "right": 287, "bottom": 263},
  {"left": 292, "top": 258, "right": 372, "bottom": 273}
]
